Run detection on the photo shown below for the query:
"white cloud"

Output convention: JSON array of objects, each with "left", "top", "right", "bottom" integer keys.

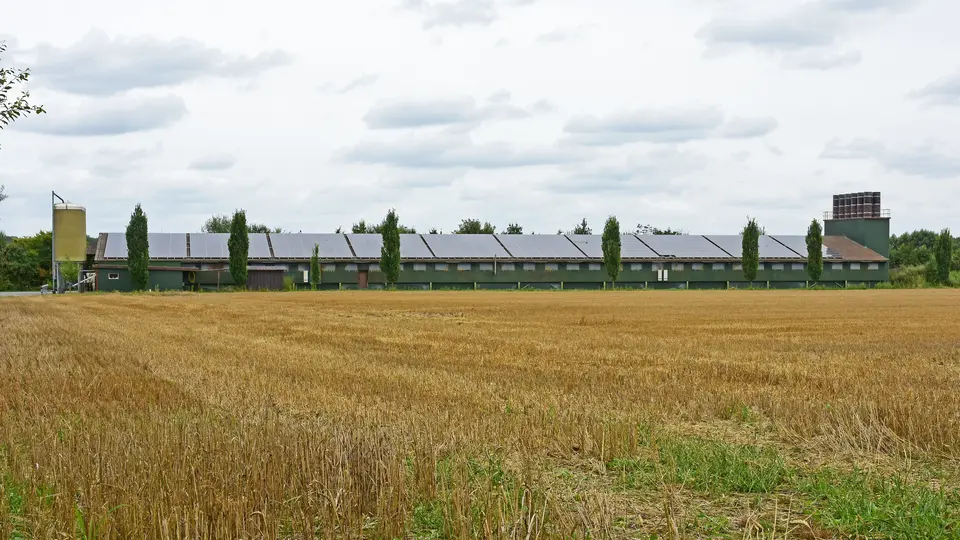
[{"left": 0, "top": 0, "right": 957, "bottom": 237}]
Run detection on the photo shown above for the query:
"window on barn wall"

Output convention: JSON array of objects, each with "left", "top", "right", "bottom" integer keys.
[
  {"left": 436, "top": 263, "right": 449, "bottom": 271},
  {"left": 850, "top": 262, "right": 861, "bottom": 270},
  {"left": 413, "top": 263, "right": 427, "bottom": 272},
  {"left": 345, "top": 264, "right": 358, "bottom": 272},
  {"left": 868, "top": 263, "right": 879, "bottom": 270},
  {"left": 501, "top": 263, "right": 516, "bottom": 271},
  {"left": 457, "top": 263, "right": 471, "bottom": 271},
  {"left": 758, "top": 263, "right": 765, "bottom": 270},
  {"left": 370, "top": 264, "right": 381, "bottom": 272},
  {"left": 733, "top": 263, "right": 743, "bottom": 271},
  {"left": 712, "top": 263, "right": 725, "bottom": 270},
  {"left": 545, "top": 263, "right": 559, "bottom": 271},
  {"left": 567, "top": 263, "right": 580, "bottom": 271},
  {"left": 589, "top": 263, "right": 601, "bottom": 271},
  {"left": 691, "top": 263, "right": 704, "bottom": 271},
  {"left": 832, "top": 263, "right": 843, "bottom": 270},
  {"left": 631, "top": 263, "right": 644, "bottom": 271},
  {"left": 652, "top": 263, "right": 664, "bottom": 271},
  {"left": 523, "top": 263, "right": 536, "bottom": 271},
  {"left": 792, "top": 263, "right": 805, "bottom": 271},
  {"left": 771, "top": 263, "right": 784, "bottom": 271},
  {"left": 479, "top": 263, "right": 493, "bottom": 271},
  {"left": 322, "top": 264, "right": 335, "bottom": 272},
  {"left": 671, "top": 263, "right": 684, "bottom": 271},
  {"left": 108, "top": 273, "right": 119, "bottom": 280}
]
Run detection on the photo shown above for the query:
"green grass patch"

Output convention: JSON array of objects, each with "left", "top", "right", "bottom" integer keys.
[
  {"left": 659, "top": 438, "right": 788, "bottom": 494},
  {"left": 609, "top": 437, "right": 788, "bottom": 495},
  {"left": 798, "top": 468, "right": 960, "bottom": 539}
]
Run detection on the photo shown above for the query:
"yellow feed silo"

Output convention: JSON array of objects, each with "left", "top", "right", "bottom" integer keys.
[{"left": 53, "top": 203, "right": 87, "bottom": 262}]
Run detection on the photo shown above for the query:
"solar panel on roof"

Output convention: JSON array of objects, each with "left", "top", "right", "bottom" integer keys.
[
  {"left": 249, "top": 234, "right": 272, "bottom": 258},
  {"left": 189, "top": 233, "right": 229, "bottom": 259},
  {"left": 638, "top": 235, "right": 730, "bottom": 258},
  {"left": 770, "top": 235, "right": 840, "bottom": 259},
  {"left": 565, "top": 235, "right": 603, "bottom": 258},
  {"left": 347, "top": 234, "right": 433, "bottom": 259},
  {"left": 497, "top": 234, "right": 586, "bottom": 259},
  {"left": 565, "top": 234, "right": 661, "bottom": 259},
  {"left": 422, "top": 235, "right": 510, "bottom": 259},
  {"left": 621, "top": 235, "right": 660, "bottom": 259},
  {"left": 270, "top": 234, "right": 354, "bottom": 259},
  {"left": 704, "top": 235, "right": 802, "bottom": 259},
  {"left": 103, "top": 233, "right": 187, "bottom": 259},
  {"left": 103, "top": 233, "right": 127, "bottom": 258}
]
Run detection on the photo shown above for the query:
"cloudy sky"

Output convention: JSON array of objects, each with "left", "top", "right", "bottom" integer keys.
[{"left": 2, "top": 0, "right": 959, "bottom": 237}]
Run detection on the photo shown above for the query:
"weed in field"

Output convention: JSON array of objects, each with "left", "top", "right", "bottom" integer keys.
[{"left": 798, "top": 468, "right": 960, "bottom": 538}]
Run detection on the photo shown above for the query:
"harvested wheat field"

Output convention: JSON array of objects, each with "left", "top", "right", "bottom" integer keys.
[{"left": 2, "top": 290, "right": 959, "bottom": 538}]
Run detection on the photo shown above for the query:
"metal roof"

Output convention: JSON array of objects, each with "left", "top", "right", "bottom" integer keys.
[{"left": 94, "top": 232, "right": 886, "bottom": 263}]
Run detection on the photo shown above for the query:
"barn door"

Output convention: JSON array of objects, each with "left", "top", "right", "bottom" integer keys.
[{"left": 358, "top": 271, "right": 369, "bottom": 289}]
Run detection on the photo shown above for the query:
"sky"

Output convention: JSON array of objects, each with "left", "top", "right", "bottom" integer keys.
[{"left": 1, "top": 0, "right": 959, "bottom": 237}]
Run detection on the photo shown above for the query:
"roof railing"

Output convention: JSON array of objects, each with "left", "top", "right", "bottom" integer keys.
[{"left": 822, "top": 209, "right": 891, "bottom": 220}]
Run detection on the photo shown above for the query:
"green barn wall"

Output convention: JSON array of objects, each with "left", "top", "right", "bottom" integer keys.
[
  {"left": 97, "top": 267, "right": 184, "bottom": 292},
  {"left": 96, "top": 259, "right": 889, "bottom": 292},
  {"left": 825, "top": 218, "right": 891, "bottom": 258}
]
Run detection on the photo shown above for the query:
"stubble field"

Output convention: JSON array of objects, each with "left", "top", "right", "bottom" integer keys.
[{"left": 1, "top": 290, "right": 959, "bottom": 538}]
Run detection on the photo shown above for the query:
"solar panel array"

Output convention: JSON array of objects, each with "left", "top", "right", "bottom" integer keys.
[
  {"left": 271, "top": 234, "right": 354, "bottom": 259},
  {"left": 190, "top": 233, "right": 229, "bottom": 259},
  {"left": 639, "top": 235, "right": 729, "bottom": 258},
  {"left": 704, "top": 235, "right": 803, "bottom": 259},
  {"left": 422, "top": 234, "right": 510, "bottom": 259},
  {"left": 347, "top": 234, "right": 434, "bottom": 259},
  {"left": 97, "top": 232, "right": 857, "bottom": 262},
  {"left": 249, "top": 234, "right": 272, "bottom": 258},
  {"left": 102, "top": 233, "right": 188, "bottom": 259},
  {"left": 497, "top": 234, "right": 586, "bottom": 259},
  {"left": 103, "top": 233, "right": 127, "bottom": 258},
  {"left": 771, "top": 235, "right": 842, "bottom": 259}
]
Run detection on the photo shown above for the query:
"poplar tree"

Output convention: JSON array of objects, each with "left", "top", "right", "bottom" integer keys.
[
  {"left": 126, "top": 203, "right": 150, "bottom": 291},
  {"left": 806, "top": 219, "right": 823, "bottom": 283},
  {"left": 742, "top": 217, "right": 761, "bottom": 283},
  {"left": 380, "top": 209, "right": 401, "bottom": 288},
  {"left": 228, "top": 209, "right": 249, "bottom": 288},
  {"left": 602, "top": 216, "right": 621, "bottom": 286}
]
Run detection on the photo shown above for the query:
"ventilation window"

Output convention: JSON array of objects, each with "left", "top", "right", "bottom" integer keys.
[
  {"left": 545, "top": 263, "right": 558, "bottom": 271},
  {"left": 435, "top": 263, "right": 449, "bottom": 271},
  {"left": 631, "top": 263, "right": 644, "bottom": 271},
  {"left": 344, "top": 264, "right": 358, "bottom": 272},
  {"left": 413, "top": 263, "right": 427, "bottom": 272},
  {"left": 457, "top": 263, "right": 472, "bottom": 271},
  {"left": 500, "top": 263, "right": 516, "bottom": 271},
  {"left": 832, "top": 263, "right": 843, "bottom": 270},
  {"left": 321, "top": 264, "right": 335, "bottom": 272},
  {"left": 671, "top": 263, "right": 684, "bottom": 271},
  {"left": 369, "top": 264, "right": 381, "bottom": 272},
  {"left": 850, "top": 262, "right": 861, "bottom": 270},
  {"left": 523, "top": 263, "right": 536, "bottom": 271},
  {"left": 791, "top": 263, "right": 805, "bottom": 271},
  {"left": 771, "top": 263, "right": 784, "bottom": 271},
  {"left": 588, "top": 263, "right": 601, "bottom": 271},
  {"left": 868, "top": 263, "right": 879, "bottom": 270},
  {"left": 691, "top": 263, "right": 704, "bottom": 271},
  {"left": 567, "top": 263, "right": 580, "bottom": 271},
  {"left": 712, "top": 263, "right": 725, "bottom": 270},
  {"left": 108, "top": 273, "right": 120, "bottom": 280},
  {"left": 652, "top": 263, "right": 664, "bottom": 271},
  {"left": 478, "top": 263, "right": 493, "bottom": 271},
  {"left": 733, "top": 263, "right": 743, "bottom": 271}
]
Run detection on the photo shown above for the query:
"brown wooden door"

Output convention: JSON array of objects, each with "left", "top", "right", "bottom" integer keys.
[{"left": 358, "top": 271, "right": 369, "bottom": 289}]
